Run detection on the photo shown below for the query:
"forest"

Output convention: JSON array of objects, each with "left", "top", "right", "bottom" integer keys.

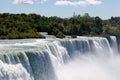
[{"left": 0, "top": 13, "right": 120, "bottom": 39}]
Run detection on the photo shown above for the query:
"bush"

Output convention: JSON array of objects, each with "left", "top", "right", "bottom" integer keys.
[
  {"left": 56, "top": 31, "right": 65, "bottom": 38},
  {"left": 71, "top": 35, "right": 77, "bottom": 38}
]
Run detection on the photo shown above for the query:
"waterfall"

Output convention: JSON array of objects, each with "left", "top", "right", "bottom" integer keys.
[
  {"left": 0, "top": 36, "right": 119, "bottom": 80},
  {"left": 110, "top": 36, "right": 118, "bottom": 53},
  {"left": 0, "top": 60, "right": 31, "bottom": 80}
]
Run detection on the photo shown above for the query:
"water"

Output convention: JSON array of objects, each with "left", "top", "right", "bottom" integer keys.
[
  {"left": 57, "top": 53, "right": 120, "bottom": 80},
  {"left": 0, "top": 60, "right": 31, "bottom": 80},
  {"left": 0, "top": 36, "right": 119, "bottom": 80},
  {"left": 110, "top": 36, "right": 118, "bottom": 53}
]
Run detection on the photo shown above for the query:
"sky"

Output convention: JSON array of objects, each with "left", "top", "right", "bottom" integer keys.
[{"left": 0, "top": 0, "right": 120, "bottom": 19}]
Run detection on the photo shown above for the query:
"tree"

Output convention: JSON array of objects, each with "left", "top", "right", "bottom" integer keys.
[{"left": 94, "top": 16, "right": 103, "bottom": 34}]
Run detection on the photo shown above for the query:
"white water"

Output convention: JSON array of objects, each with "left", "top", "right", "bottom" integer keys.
[
  {"left": 54, "top": 37, "right": 120, "bottom": 80},
  {"left": 57, "top": 54, "right": 120, "bottom": 80},
  {"left": 110, "top": 36, "right": 118, "bottom": 53},
  {"left": 0, "top": 36, "right": 119, "bottom": 80},
  {"left": 0, "top": 60, "right": 31, "bottom": 80}
]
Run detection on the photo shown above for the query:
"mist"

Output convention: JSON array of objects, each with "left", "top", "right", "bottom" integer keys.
[{"left": 56, "top": 53, "right": 120, "bottom": 80}]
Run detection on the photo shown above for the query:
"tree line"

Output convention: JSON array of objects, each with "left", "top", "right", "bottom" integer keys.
[{"left": 0, "top": 13, "right": 120, "bottom": 39}]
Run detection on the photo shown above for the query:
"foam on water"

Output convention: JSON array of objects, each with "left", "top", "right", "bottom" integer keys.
[
  {"left": 0, "top": 36, "right": 119, "bottom": 80},
  {"left": 0, "top": 60, "right": 31, "bottom": 80},
  {"left": 56, "top": 54, "right": 120, "bottom": 80}
]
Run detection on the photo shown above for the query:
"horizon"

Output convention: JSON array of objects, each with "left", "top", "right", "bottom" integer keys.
[{"left": 0, "top": 0, "right": 120, "bottom": 19}]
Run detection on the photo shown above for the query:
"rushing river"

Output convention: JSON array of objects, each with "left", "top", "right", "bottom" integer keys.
[{"left": 0, "top": 36, "right": 119, "bottom": 80}]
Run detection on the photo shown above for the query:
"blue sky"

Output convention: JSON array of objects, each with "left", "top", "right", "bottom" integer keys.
[{"left": 0, "top": 0, "right": 120, "bottom": 19}]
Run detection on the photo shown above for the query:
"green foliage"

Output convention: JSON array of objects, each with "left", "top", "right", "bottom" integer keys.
[
  {"left": 56, "top": 31, "right": 65, "bottom": 38},
  {"left": 0, "top": 13, "right": 45, "bottom": 39},
  {"left": 0, "top": 13, "right": 120, "bottom": 39},
  {"left": 102, "top": 16, "right": 120, "bottom": 36},
  {"left": 71, "top": 35, "right": 77, "bottom": 38}
]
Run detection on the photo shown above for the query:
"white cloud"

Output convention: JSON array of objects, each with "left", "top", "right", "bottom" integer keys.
[
  {"left": 13, "top": 0, "right": 34, "bottom": 4},
  {"left": 55, "top": 0, "right": 102, "bottom": 6},
  {"left": 13, "top": 0, "right": 47, "bottom": 4},
  {"left": 12, "top": 0, "right": 102, "bottom": 6}
]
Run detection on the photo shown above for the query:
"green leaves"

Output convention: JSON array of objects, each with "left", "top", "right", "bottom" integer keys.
[{"left": 0, "top": 13, "right": 120, "bottom": 39}]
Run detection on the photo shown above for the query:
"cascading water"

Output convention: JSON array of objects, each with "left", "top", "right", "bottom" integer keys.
[
  {"left": 0, "top": 36, "right": 119, "bottom": 80},
  {"left": 110, "top": 36, "right": 118, "bottom": 53}
]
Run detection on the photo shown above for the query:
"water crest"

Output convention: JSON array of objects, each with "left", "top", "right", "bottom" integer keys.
[{"left": 0, "top": 36, "right": 119, "bottom": 80}]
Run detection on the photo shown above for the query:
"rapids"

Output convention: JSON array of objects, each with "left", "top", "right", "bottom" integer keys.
[{"left": 0, "top": 36, "right": 119, "bottom": 80}]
